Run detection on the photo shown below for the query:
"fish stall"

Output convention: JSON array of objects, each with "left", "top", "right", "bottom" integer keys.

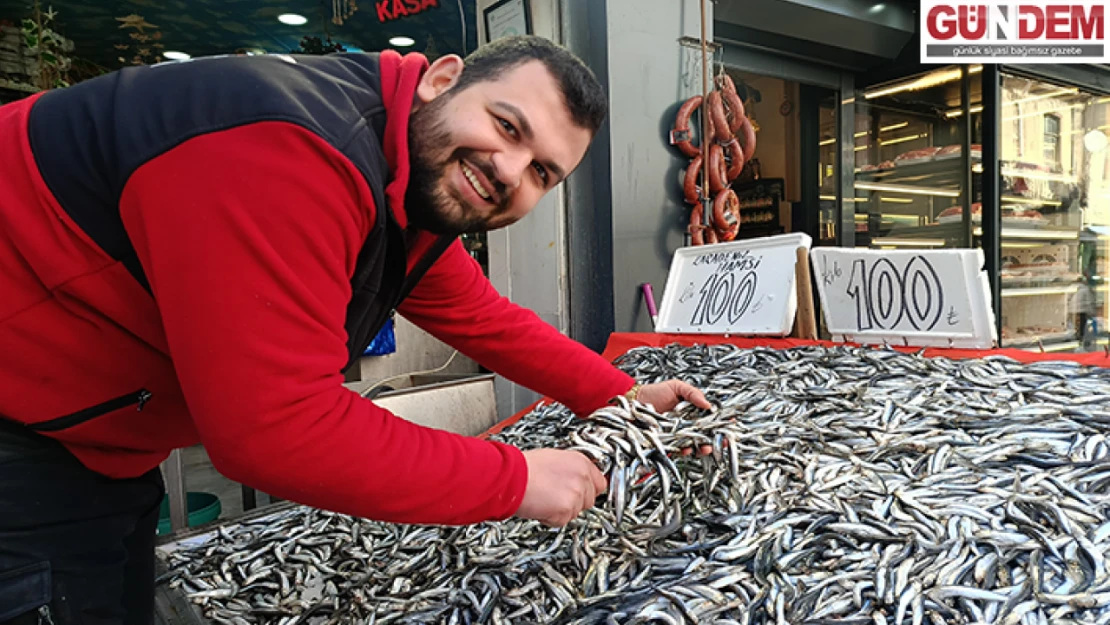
[
  {"left": 154, "top": 331, "right": 1110, "bottom": 625},
  {"left": 153, "top": 240, "right": 1110, "bottom": 624}
]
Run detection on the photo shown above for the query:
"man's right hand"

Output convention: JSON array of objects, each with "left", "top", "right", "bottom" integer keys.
[{"left": 515, "top": 449, "right": 608, "bottom": 527}]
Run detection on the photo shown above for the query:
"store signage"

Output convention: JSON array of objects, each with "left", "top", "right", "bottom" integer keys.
[
  {"left": 655, "top": 233, "right": 812, "bottom": 336},
  {"left": 810, "top": 248, "right": 997, "bottom": 349},
  {"left": 921, "top": 0, "right": 1106, "bottom": 63},
  {"left": 377, "top": 0, "right": 437, "bottom": 23}
]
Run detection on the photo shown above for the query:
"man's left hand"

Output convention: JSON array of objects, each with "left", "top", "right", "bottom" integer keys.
[{"left": 636, "top": 380, "right": 713, "bottom": 412}]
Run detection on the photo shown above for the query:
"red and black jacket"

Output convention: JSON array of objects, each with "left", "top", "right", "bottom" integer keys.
[
  {"left": 27, "top": 51, "right": 449, "bottom": 370},
  {"left": 0, "top": 51, "right": 635, "bottom": 525}
]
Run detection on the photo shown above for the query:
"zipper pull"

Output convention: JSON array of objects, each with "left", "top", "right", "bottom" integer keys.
[
  {"left": 37, "top": 605, "right": 55, "bottom": 625},
  {"left": 137, "top": 390, "right": 153, "bottom": 411}
]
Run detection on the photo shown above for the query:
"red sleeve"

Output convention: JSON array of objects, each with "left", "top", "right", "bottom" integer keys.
[
  {"left": 119, "top": 122, "right": 527, "bottom": 525},
  {"left": 398, "top": 242, "right": 635, "bottom": 416}
]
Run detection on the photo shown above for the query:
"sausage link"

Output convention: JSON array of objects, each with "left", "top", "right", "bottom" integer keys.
[
  {"left": 722, "top": 138, "right": 745, "bottom": 181},
  {"left": 712, "top": 188, "right": 741, "bottom": 235},
  {"left": 715, "top": 74, "right": 746, "bottom": 133},
  {"left": 671, "top": 95, "right": 704, "bottom": 159},
  {"left": 707, "top": 91, "right": 732, "bottom": 143},
  {"left": 707, "top": 143, "right": 728, "bottom": 193},
  {"left": 683, "top": 155, "right": 702, "bottom": 205}
]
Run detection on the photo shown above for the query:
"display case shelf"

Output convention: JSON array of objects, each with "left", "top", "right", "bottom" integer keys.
[{"left": 855, "top": 156, "right": 979, "bottom": 191}]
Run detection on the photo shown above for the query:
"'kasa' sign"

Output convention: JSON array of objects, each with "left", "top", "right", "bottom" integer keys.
[{"left": 376, "top": 0, "right": 438, "bottom": 23}]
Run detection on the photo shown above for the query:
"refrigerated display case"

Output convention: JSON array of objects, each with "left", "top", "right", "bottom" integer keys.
[
  {"left": 852, "top": 65, "right": 984, "bottom": 250},
  {"left": 996, "top": 73, "right": 1110, "bottom": 352},
  {"left": 846, "top": 64, "right": 1110, "bottom": 353}
]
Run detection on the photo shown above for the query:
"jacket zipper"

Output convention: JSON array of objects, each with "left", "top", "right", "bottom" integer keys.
[{"left": 28, "top": 389, "right": 152, "bottom": 433}]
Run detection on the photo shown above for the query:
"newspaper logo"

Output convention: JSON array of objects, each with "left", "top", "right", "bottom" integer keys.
[{"left": 921, "top": 1, "right": 1106, "bottom": 63}]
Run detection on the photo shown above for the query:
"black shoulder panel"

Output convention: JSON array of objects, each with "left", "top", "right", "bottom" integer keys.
[{"left": 25, "top": 52, "right": 393, "bottom": 293}]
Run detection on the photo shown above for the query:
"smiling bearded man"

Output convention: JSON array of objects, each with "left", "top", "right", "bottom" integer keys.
[{"left": 0, "top": 35, "right": 710, "bottom": 624}]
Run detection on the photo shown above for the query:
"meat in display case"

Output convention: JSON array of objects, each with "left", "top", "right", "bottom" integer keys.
[{"left": 852, "top": 65, "right": 982, "bottom": 249}]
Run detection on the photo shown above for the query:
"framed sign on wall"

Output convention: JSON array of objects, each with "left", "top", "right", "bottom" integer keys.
[{"left": 483, "top": 0, "right": 532, "bottom": 43}]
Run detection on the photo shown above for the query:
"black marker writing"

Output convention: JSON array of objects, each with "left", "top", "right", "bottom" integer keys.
[
  {"left": 846, "top": 255, "right": 945, "bottom": 332},
  {"left": 678, "top": 282, "right": 696, "bottom": 304},
  {"left": 946, "top": 306, "right": 959, "bottom": 326},
  {"left": 689, "top": 271, "right": 758, "bottom": 326}
]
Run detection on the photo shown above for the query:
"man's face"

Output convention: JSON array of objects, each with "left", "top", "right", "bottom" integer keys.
[{"left": 405, "top": 59, "right": 593, "bottom": 235}]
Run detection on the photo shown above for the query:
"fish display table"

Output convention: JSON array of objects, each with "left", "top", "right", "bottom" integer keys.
[{"left": 155, "top": 333, "right": 1110, "bottom": 625}]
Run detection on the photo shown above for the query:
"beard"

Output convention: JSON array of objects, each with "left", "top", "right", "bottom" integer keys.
[{"left": 405, "top": 95, "right": 515, "bottom": 235}]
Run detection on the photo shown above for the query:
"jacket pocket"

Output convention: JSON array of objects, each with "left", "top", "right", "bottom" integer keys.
[
  {"left": 28, "top": 390, "right": 152, "bottom": 433},
  {"left": 0, "top": 560, "right": 51, "bottom": 622}
]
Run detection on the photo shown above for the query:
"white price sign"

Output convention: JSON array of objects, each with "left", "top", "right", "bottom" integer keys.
[
  {"left": 810, "top": 247, "right": 997, "bottom": 349},
  {"left": 656, "top": 233, "right": 812, "bottom": 335}
]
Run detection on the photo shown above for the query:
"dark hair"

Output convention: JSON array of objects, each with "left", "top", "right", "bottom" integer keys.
[{"left": 453, "top": 35, "right": 607, "bottom": 135}]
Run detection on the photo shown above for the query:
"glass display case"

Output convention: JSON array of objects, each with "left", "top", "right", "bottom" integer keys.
[
  {"left": 852, "top": 65, "right": 983, "bottom": 250},
  {"left": 997, "top": 73, "right": 1110, "bottom": 352},
  {"left": 846, "top": 65, "right": 1110, "bottom": 353}
]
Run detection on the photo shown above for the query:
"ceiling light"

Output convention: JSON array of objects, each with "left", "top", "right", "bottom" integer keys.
[
  {"left": 389, "top": 36, "right": 415, "bottom": 47},
  {"left": 163, "top": 51, "right": 190, "bottom": 60},
  {"left": 278, "top": 13, "right": 308, "bottom": 25}
]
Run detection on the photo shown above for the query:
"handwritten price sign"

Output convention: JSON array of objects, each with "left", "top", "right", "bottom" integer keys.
[
  {"left": 656, "top": 233, "right": 812, "bottom": 335},
  {"left": 811, "top": 248, "right": 996, "bottom": 349}
]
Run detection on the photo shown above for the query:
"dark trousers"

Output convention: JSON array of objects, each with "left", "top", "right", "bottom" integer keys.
[{"left": 0, "top": 420, "right": 164, "bottom": 625}]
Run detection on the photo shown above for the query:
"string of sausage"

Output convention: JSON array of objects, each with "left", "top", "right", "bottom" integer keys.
[{"left": 672, "top": 74, "right": 756, "bottom": 245}]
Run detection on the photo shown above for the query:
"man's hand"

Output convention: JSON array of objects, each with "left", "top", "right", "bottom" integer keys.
[
  {"left": 515, "top": 449, "right": 607, "bottom": 527},
  {"left": 636, "top": 380, "right": 713, "bottom": 412}
]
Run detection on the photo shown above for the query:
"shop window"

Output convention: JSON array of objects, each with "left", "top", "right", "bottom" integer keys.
[
  {"left": 998, "top": 73, "right": 1110, "bottom": 353},
  {"left": 853, "top": 65, "right": 982, "bottom": 250}
]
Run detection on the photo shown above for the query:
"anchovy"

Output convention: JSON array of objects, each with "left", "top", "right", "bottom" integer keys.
[{"left": 159, "top": 343, "right": 1110, "bottom": 624}]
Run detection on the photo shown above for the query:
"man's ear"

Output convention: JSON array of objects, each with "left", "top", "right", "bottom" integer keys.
[{"left": 416, "top": 55, "right": 465, "bottom": 104}]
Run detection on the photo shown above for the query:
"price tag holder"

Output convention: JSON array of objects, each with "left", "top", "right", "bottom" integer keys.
[
  {"left": 810, "top": 247, "right": 997, "bottom": 349},
  {"left": 656, "top": 233, "right": 812, "bottom": 335}
]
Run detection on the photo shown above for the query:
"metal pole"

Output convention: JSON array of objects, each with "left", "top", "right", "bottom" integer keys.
[
  {"left": 699, "top": 0, "right": 711, "bottom": 229},
  {"left": 960, "top": 65, "right": 972, "bottom": 248},
  {"left": 981, "top": 64, "right": 1003, "bottom": 342}
]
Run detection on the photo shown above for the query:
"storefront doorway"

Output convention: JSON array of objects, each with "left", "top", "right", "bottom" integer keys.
[{"left": 719, "top": 51, "right": 854, "bottom": 250}]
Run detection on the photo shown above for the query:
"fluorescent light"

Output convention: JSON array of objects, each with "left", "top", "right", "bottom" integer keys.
[
  {"left": 881, "top": 196, "right": 913, "bottom": 203},
  {"left": 945, "top": 105, "right": 984, "bottom": 118},
  {"left": 880, "top": 122, "right": 908, "bottom": 132},
  {"left": 1002, "top": 228, "right": 1077, "bottom": 240},
  {"left": 278, "top": 13, "right": 308, "bottom": 25},
  {"left": 865, "top": 65, "right": 981, "bottom": 100},
  {"left": 163, "top": 51, "right": 190, "bottom": 60},
  {"left": 879, "top": 133, "right": 926, "bottom": 146},
  {"left": 389, "top": 36, "right": 415, "bottom": 47},
  {"left": 819, "top": 138, "right": 836, "bottom": 145},
  {"left": 856, "top": 182, "right": 959, "bottom": 197},
  {"left": 871, "top": 238, "right": 947, "bottom": 247}
]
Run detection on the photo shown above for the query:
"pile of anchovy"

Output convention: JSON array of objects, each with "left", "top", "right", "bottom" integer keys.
[{"left": 160, "top": 343, "right": 1110, "bottom": 625}]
